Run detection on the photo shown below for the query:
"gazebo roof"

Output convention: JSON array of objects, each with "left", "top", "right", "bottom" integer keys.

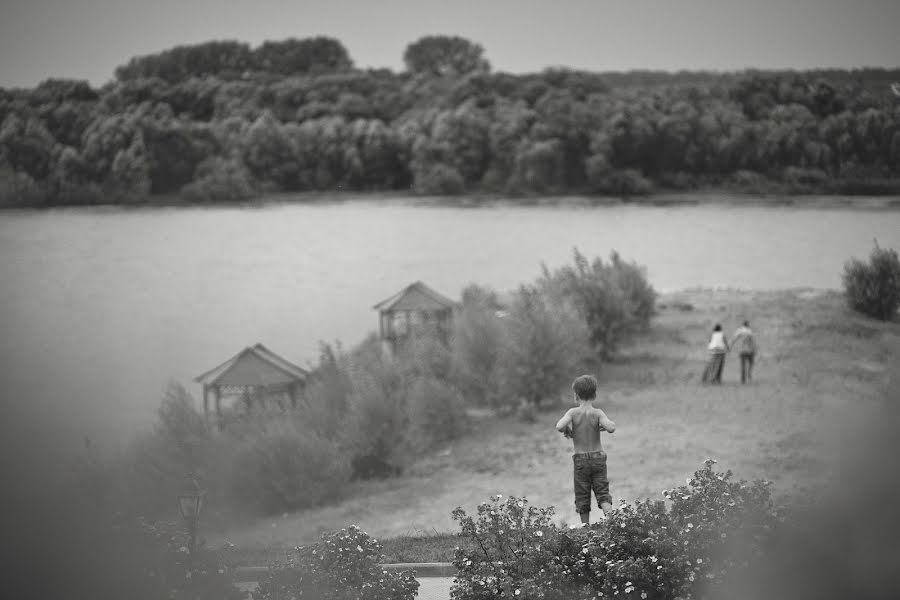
[
  {"left": 373, "top": 280, "right": 459, "bottom": 313},
  {"left": 194, "top": 343, "right": 308, "bottom": 388}
]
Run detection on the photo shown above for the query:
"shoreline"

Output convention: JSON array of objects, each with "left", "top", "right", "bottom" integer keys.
[{"left": 3, "top": 188, "right": 900, "bottom": 212}]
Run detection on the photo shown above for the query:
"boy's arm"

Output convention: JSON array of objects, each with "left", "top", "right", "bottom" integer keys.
[
  {"left": 555, "top": 409, "right": 573, "bottom": 432},
  {"left": 597, "top": 409, "right": 616, "bottom": 433}
]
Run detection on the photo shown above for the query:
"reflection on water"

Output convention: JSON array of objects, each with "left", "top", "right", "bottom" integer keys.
[{"left": 1, "top": 199, "right": 899, "bottom": 452}]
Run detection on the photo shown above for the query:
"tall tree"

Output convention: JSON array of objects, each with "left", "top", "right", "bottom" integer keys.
[
  {"left": 253, "top": 37, "right": 353, "bottom": 75},
  {"left": 403, "top": 36, "right": 490, "bottom": 77}
]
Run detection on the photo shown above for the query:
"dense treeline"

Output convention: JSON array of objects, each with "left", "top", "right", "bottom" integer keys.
[{"left": 2, "top": 35, "right": 899, "bottom": 207}]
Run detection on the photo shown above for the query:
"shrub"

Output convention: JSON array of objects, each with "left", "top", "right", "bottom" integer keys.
[
  {"left": 345, "top": 346, "right": 410, "bottom": 469},
  {"left": 450, "top": 284, "right": 507, "bottom": 406},
  {"left": 136, "top": 519, "right": 246, "bottom": 600},
  {"left": 539, "top": 248, "right": 657, "bottom": 357},
  {"left": 254, "top": 525, "right": 418, "bottom": 600},
  {"left": 111, "top": 384, "right": 212, "bottom": 517},
  {"left": 450, "top": 461, "right": 782, "bottom": 600},
  {"left": 228, "top": 418, "right": 350, "bottom": 514},
  {"left": 300, "top": 342, "right": 355, "bottom": 441},
  {"left": 406, "top": 376, "right": 468, "bottom": 450},
  {"left": 497, "top": 284, "right": 590, "bottom": 406},
  {"left": 397, "top": 329, "right": 455, "bottom": 383},
  {"left": 843, "top": 241, "right": 900, "bottom": 320}
]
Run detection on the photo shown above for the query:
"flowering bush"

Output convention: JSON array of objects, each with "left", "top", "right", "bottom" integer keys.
[
  {"left": 254, "top": 525, "right": 418, "bottom": 600},
  {"left": 137, "top": 519, "right": 246, "bottom": 600},
  {"left": 451, "top": 461, "right": 782, "bottom": 600},
  {"left": 451, "top": 495, "right": 595, "bottom": 600}
]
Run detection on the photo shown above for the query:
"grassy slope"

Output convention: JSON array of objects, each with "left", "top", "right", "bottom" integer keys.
[{"left": 214, "top": 289, "right": 899, "bottom": 565}]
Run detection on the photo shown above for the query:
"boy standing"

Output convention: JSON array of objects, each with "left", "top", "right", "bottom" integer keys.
[{"left": 556, "top": 374, "right": 616, "bottom": 525}]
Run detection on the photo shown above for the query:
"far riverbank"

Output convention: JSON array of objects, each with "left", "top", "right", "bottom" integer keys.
[{"left": 4, "top": 187, "right": 900, "bottom": 212}]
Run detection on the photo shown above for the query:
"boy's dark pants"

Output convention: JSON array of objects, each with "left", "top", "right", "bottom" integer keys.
[
  {"left": 740, "top": 352, "right": 755, "bottom": 383},
  {"left": 573, "top": 451, "right": 611, "bottom": 514}
]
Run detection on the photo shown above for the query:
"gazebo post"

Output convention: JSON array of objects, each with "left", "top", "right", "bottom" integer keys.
[
  {"left": 202, "top": 384, "right": 209, "bottom": 417},
  {"left": 289, "top": 383, "right": 297, "bottom": 409},
  {"left": 214, "top": 385, "right": 222, "bottom": 419}
]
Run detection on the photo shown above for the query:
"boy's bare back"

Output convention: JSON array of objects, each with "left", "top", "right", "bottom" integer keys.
[{"left": 562, "top": 405, "right": 613, "bottom": 453}]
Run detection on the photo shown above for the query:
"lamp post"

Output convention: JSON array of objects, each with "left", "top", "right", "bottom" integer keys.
[{"left": 177, "top": 474, "right": 206, "bottom": 558}]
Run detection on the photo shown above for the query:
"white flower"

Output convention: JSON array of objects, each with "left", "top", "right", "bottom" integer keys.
[
  {"left": 357, "top": 545, "right": 363, "bottom": 552},
  {"left": 681, "top": 495, "right": 690, "bottom": 500},
  {"left": 535, "top": 531, "right": 543, "bottom": 537},
  {"left": 697, "top": 558, "right": 703, "bottom": 564},
  {"left": 650, "top": 555, "right": 657, "bottom": 563},
  {"left": 641, "top": 593, "right": 647, "bottom": 599},
  {"left": 517, "top": 501, "right": 524, "bottom": 508},
  {"left": 515, "top": 590, "right": 521, "bottom": 596},
  {"left": 687, "top": 523, "right": 694, "bottom": 528},
  {"left": 686, "top": 478, "right": 692, "bottom": 484}
]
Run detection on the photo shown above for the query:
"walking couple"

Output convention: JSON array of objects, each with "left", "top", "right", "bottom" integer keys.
[{"left": 701, "top": 321, "right": 757, "bottom": 384}]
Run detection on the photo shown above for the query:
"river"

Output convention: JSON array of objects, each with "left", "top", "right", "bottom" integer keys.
[{"left": 1, "top": 198, "right": 899, "bottom": 455}]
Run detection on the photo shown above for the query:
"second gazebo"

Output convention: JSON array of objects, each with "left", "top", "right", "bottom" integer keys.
[{"left": 373, "top": 281, "right": 459, "bottom": 353}]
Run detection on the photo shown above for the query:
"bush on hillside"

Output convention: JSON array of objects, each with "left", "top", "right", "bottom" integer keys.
[
  {"left": 345, "top": 346, "right": 410, "bottom": 470},
  {"left": 450, "top": 461, "right": 782, "bottom": 600},
  {"left": 496, "top": 284, "right": 590, "bottom": 407},
  {"left": 405, "top": 376, "right": 468, "bottom": 450},
  {"left": 228, "top": 418, "right": 350, "bottom": 515},
  {"left": 108, "top": 384, "right": 212, "bottom": 517},
  {"left": 300, "top": 342, "right": 354, "bottom": 440},
  {"left": 539, "top": 248, "right": 657, "bottom": 357},
  {"left": 450, "top": 284, "right": 507, "bottom": 407},
  {"left": 254, "top": 525, "right": 418, "bottom": 600},
  {"left": 135, "top": 519, "right": 245, "bottom": 600},
  {"left": 396, "top": 329, "right": 455, "bottom": 383},
  {"left": 843, "top": 241, "right": 900, "bottom": 320}
]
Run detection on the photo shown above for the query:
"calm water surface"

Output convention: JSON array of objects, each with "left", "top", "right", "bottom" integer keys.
[{"left": 2, "top": 199, "right": 899, "bottom": 452}]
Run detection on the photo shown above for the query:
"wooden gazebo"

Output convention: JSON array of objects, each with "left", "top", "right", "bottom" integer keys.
[
  {"left": 373, "top": 281, "right": 459, "bottom": 352},
  {"left": 194, "top": 343, "right": 308, "bottom": 419}
]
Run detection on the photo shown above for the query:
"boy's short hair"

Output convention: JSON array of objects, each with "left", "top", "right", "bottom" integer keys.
[{"left": 572, "top": 374, "right": 598, "bottom": 400}]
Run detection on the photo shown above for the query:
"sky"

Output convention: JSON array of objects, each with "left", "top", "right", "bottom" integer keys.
[{"left": 0, "top": 0, "right": 898, "bottom": 88}]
